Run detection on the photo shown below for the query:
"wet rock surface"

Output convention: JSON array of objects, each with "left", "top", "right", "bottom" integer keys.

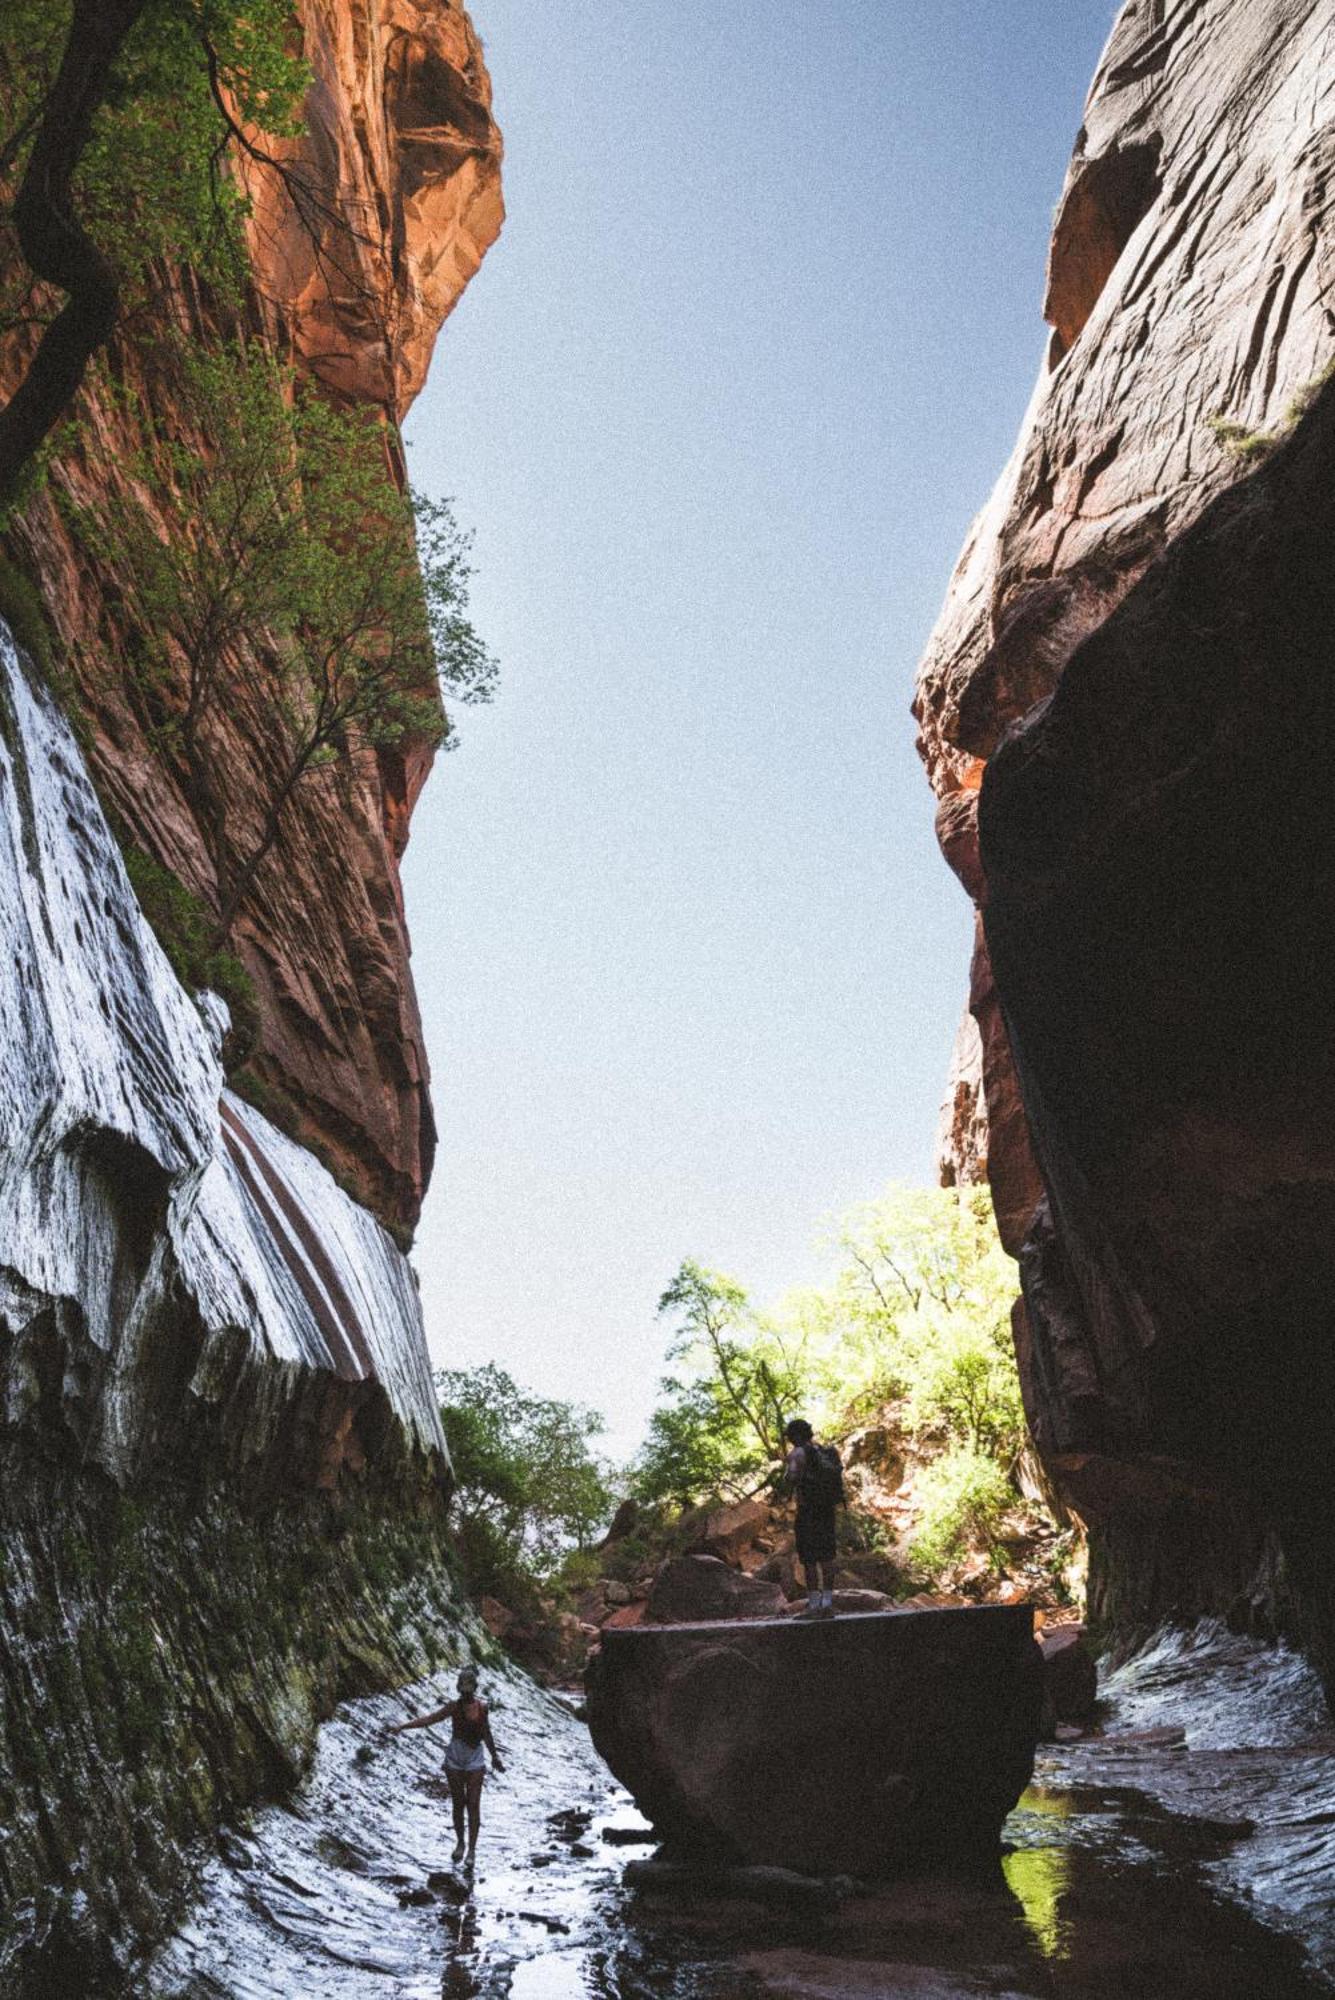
[
  {"left": 147, "top": 1623, "right": 1335, "bottom": 1997},
  {"left": 0, "top": 615, "right": 454, "bottom": 1981},
  {"left": 0, "top": 622, "right": 444, "bottom": 1482},
  {"left": 585, "top": 1607, "right": 1044, "bottom": 1876}
]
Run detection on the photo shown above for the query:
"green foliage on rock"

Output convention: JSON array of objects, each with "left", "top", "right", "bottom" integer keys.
[
  {"left": 0, "top": 0, "right": 311, "bottom": 501},
  {"left": 909, "top": 1447, "right": 1016, "bottom": 1581},
  {"left": 0, "top": 545, "right": 53, "bottom": 678},
  {"left": 0, "top": 1454, "right": 464, "bottom": 1993},
  {"left": 120, "top": 842, "right": 258, "bottom": 1066},
  {"left": 437, "top": 1363, "right": 614, "bottom": 1607},
  {"left": 75, "top": 335, "right": 496, "bottom": 938},
  {"left": 632, "top": 1186, "right": 1039, "bottom": 1584},
  {"left": 1, "top": 0, "right": 307, "bottom": 298}
]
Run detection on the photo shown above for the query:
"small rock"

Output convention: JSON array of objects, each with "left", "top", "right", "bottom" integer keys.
[
  {"left": 1104, "top": 1725, "right": 1187, "bottom": 1752},
  {"left": 604, "top": 1580, "right": 632, "bottom": 1606}
]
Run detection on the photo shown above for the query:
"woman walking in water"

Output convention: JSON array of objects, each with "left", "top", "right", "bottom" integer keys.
[{"left": 388, "top": 1664, "right": 504, "bottom": 1864}]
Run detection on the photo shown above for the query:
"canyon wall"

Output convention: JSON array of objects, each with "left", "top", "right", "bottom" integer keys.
[
  {"left": 0, "top": 5, "right": 501, "bottom": 1984},
  {"left": 2, "top": 0, "right": 503, "bottom": 1234},
  {"left": 915, "top": 0, "right": 1335, "bottom": 1679}
]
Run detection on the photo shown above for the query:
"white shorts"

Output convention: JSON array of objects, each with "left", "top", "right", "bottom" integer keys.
[{"left": 444, "top": 1741, "right": 486, "bottom": 1774}]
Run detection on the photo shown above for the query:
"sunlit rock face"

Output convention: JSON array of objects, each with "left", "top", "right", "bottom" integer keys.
[
  {"left": 0, "top": 619, "right": 445, "bottom": 1484},
  {"left": 1, "top": 0, "right": 503, "bottom": 1233},
  {"left": 237, "top": 0, "right": 504, "bottom": 413},
  {"left": 914, "top": 0, "right": 1335, "bottom": 1679}
]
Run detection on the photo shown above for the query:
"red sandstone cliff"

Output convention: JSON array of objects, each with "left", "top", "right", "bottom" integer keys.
[
  {"left": 1, "top": 0, "right": 503, "bottom": 1233},
  {"left": 915, "top": 0, "right": 1335, "bottom": 1676}
]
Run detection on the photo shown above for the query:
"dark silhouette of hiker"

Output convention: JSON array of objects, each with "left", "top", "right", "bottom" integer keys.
[
  {"left": 782, "top": 1417, "right": 845, "bottom": 1617},
  {"left": 388, "top": 1664, "right": 504, "bottom": 1864}
]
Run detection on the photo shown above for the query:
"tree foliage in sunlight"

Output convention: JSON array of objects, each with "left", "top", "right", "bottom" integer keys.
[
  {"left": 630, "top": 1260, "right": 804, "bottom": 1507},
  {"left": 437, "top": 1364, "right": 614, "bottom": 1600},
  {"left": 632, "top": 1188, "right": 1031, "bottom": 1578}
]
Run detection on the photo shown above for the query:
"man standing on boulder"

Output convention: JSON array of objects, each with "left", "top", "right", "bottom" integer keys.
[{"left": 782, "top": 1418, "right": 844, "bottom": 1618}]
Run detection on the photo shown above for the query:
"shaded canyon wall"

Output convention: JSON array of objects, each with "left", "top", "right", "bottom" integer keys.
[{"left": 914, "top": 0, "right": 1335, "bottom": 1681}]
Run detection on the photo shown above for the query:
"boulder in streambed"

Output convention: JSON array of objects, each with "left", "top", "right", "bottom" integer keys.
[{"left": 586, "top": 1604, "right": 1043, "bottom": 1877}]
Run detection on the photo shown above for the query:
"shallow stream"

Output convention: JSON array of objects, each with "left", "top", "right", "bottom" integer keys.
[{"left": 148, "top": 1622, "right": 1335, "bottom": 1999}]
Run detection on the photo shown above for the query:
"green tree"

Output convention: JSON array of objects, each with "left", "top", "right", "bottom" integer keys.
[
  {"left": 81, "top": 336, "right": 496, "bottom": 939},
  {"left": 0, "top": 0, "right": 309, "bottom": 503},
  {"left": 631, "top": 1261, "right": 808, "bottom": 1508},
  {"left": 630, "top": 1189, "right": 1036, "bottom": 1582},
  {"left": 910, "top": 1447, "right": 1015, "bottom": 1581},
  {"left": 437, "top": 1364, "right": 614, "bottom": 1597},
  {"left": 812, "top": 1185, "right": 1025, "bottom": 1463}
]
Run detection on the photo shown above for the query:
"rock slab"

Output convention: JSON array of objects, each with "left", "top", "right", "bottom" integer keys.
[{"left": 586, "top": 1606, "right": 1042, "bottom": 1877}]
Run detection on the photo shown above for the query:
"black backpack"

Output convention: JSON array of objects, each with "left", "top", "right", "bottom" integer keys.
[{"left": 801, "top": 1442, "right": 845, "bottom": 1507}]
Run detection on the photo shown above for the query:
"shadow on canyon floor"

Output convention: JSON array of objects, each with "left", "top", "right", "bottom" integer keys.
[{"left": 148, "top": 1625, "right": 1335, "bottom": 1999}]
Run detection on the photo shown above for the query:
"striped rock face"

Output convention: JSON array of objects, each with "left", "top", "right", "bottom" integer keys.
[{"left": 0, "top": 618, "right": 445, "bottom": 1489}]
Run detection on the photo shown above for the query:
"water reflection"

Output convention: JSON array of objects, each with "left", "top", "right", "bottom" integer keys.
[
  {"left": 1003, "top": 1842, "right": 1071, "bottom": 1961},
  {"left": 149, "top": 1626, "right": 1335, "bottom": 1998}
]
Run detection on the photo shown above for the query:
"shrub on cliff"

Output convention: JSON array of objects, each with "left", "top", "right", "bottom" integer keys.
[
  {"left": 75, "top": 335, "right": 496, "bottom": 940},
  {"left": 437, "top": 1363, "right": 614, "bottom": 1614}
]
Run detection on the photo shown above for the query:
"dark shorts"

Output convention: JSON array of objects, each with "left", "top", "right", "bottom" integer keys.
[{"left": 795, "top": 1505, "right": 837, "bottom": 1565}]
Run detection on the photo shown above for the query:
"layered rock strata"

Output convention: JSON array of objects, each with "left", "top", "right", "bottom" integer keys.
[
  {"left": 587, "top": 1608, "right": 1043, "bottom": 1876},
  {"left": 0, "top": 613, "right": 460, "bottom": 1985},
  {"left": 914, "top": 0, "right": 1335, "bottom": 1677},
  {"left": 1, "top": 0, "right": 503, "bottom": 1231}
]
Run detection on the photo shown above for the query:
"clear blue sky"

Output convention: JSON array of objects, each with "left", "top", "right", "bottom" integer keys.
[{"left": 402, "top": 0, "right": 1118, "bottom": 1461}]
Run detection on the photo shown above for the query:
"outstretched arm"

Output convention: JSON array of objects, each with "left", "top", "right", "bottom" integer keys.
[{"left": 389, "top": 1702, "right": 452, "bottom": 1735}]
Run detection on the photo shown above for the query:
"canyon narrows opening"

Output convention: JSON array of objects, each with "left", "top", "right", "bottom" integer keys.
[{"left": 3, "top": 2, "right": 1335, "bottom": 1998}]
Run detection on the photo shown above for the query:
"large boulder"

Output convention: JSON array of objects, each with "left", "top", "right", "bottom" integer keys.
[
  {"left": 646, "top": 1556, "right": 786, "bottom": 1625},
  {"left": 685, "top": 1496, "right": 773, "bottom": 1565},
  {"left": 586, "top": 1605, "right": 1043, "bottom": 1876}
]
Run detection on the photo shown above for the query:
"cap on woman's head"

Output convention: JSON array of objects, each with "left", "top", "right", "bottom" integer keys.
[
  {"left": 783, "top": 1418, "right": 813, "bottom": 1445},
  {"left": 458, "top": 1664, "right": 479, "bottom": 1688}
]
